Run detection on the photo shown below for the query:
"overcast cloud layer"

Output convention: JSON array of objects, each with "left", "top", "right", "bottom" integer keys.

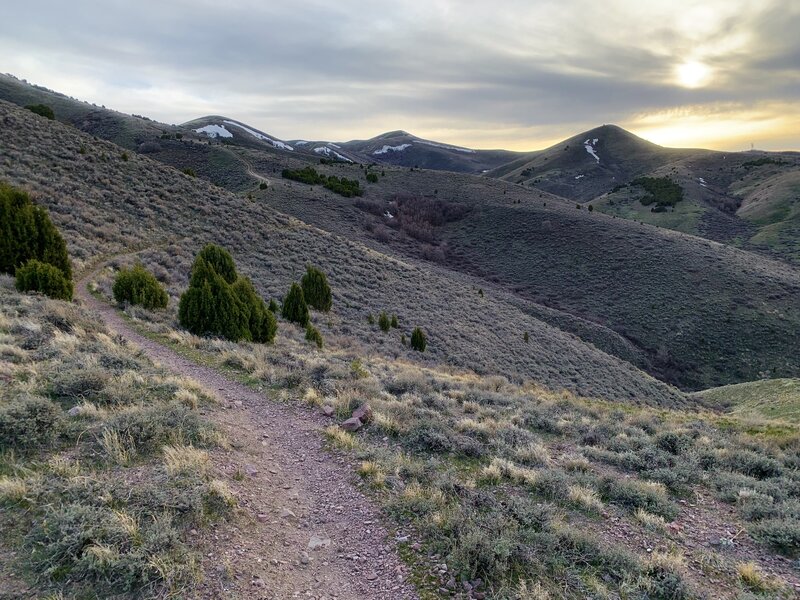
[{"left": 2, "top": 0, "right": 799, "bottom": 150}]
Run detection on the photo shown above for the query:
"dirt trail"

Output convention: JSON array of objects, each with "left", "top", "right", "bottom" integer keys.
[{"left": 76, "top": 282, "right": 417, "bottom": 600}]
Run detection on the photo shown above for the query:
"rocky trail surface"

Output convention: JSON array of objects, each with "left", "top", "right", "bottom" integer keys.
[{"left": 77, "top": 279, "right": 418, "bottom": 600}]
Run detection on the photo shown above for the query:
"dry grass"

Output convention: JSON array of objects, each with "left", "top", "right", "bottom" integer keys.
[
  {"left": 324, "top": 425, "right": 358, "bottom": 450},
  {"left": 568, "top": 484, "right": 604, "bottom": 511},
  {"left": 163, "top": 444, "right": 210, "bottom": 477}
]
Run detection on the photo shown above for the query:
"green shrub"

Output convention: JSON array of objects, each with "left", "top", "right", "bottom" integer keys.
[
  {"left": 305, "top": 324, "right": 323, "bottom": 349},
  {"left": 411, "top": 327, "right": 427, "bottom": 352},
  {"left": 391, "top": 314, "right": 398, "bottom": 328},
  {"left": 599, "top": 477, "right": 678, "bottom": 520},
  {"left": 178, "top": 246, "right": 274, "bottom": 342},
  {"left": 0, "top": 396, "right": 62, "bottom": 452},
  {"left": 195, "top": 244, "right": 237, "bottom": 284},
  {"left": 378, "top": 311, "right": 390, "bottom": 332},
  {"left": 259, "top": 182, "right": 268, "bottom": 190},
  {"left": 182, "top": 168, "right": 196, "bottom": 177},
  {"left": 15, "top": 259, "right": 73, "bottom": 300},
  {"left": 231, "top": 277, "right": 276, "bottom": 343},
  {"left": 632, "top": 177, "right": 684, "bottom": 208},
  {"left": 113, "top": 264, "right": 168, "bottom": 309},
  {"left": 301, "top": 265, "right": 332, "bottom": 312},
  {"left": 281, "top": 282, "right": 309, "bottom": 326},
  {"left": 268, "top": 298, "right": 279, "bottom": 313},
  {"left": 751, "top": 518, "right": 800, "bottom": 557},
  {"left": 178, "top": 258, "right": 244, "bottom": 340},
  {"left": 0, "top": 182, "right": 71, "bottom": 278},
  {"left": 366, "top": 172, "right": 379, "bottom": 183},
  {"left": 26, "top": 103, "right": 54, "bottom": 119}
]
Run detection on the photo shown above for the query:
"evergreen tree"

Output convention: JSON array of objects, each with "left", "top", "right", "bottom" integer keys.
[
  {"left": 196, "top": 244, "right": 237, "bottom": 284},
  {"left": 26, "top": 104, "right": 54, "bottom": 119},
  {"left": 113, "top": 263, "right": 168, "bottom": 309},
  {"left": 410, "top": 327, "right": 427, "bottom": 352},
  {"left": 301, "top": 265, "right": 332, "bottom": 312},
  {"left": 378, "top": 311, "right": 390, "bottom": 332},
  {"left": 15, "top": 259, "right": 73, "bottom": 300},
  {"left": 391, "top": 314, "right": 399, "bottom": 328},
  {"left": 232, "top": 276, "right": 277, "bottom": 343},
  {"left": 305, "top": 323, "right": 323, "bottom": 349},
  {"left": 281, "top": 282, "right": 309, "bottom": 326},
  {"left": 0, "top": 183, "right": 71, "bottom": 279}
]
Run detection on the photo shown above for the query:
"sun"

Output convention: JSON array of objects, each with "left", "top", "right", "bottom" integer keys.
[{"left": 676, "top": 60, "right": 711, "bottom": 89}]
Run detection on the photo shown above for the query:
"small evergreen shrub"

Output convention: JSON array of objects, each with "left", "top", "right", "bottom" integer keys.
[
  {"left": 411, "top": 327, "right": 427, "bottom": 352},
  {"left": 178, "top": 245, "right": 273, "bottom": 342},
  {"left": 259, "top": 182, "right": 268, "bottom": 190},
  {"left": 231, "top": 277, "right": 276, "bottom": 343},
  {"left": 26, "top": 103, "right": 54, "bottom": 119},
  {"left": 0, "top": 182, "right": 72, "bottom": 278},
  {"left": 182, "top": 168, "right": 197, "bottom": 177},
  {"left": 195, "top": 244, "right": 237, "bottom": 284},
  {"left": 281, "top": 282, "right": 309, "bottom": 326},
  {"left": 113, "top": 264, "right": 168, "bottom": 309},
  {"left": 378, "top": 311, "right": 391, "bottom": 332},
  {"left": 301, "top": 265, "right": 332, "bottom": 312},
  {"left": 366, "top": 172, "right": 379, "bottom": 183},
  {"left": 305, "top": 324, "right": 323, "bottom": 349},
  {"left": 16, "top": 259, "right": 73, "bottom": 300},
  {"left": 268, "top": 299, "right": 279, "bottom": 313},
  {"left": 391, "top": 314, "right": 398, "bottom": 328}
]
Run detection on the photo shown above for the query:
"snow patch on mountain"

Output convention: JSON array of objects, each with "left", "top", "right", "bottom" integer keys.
[
  {"left": 295, "top": 140, "right": 309, "bottom": 146},
  {"left": 222, "top": 120, "right": 293, "bottom": 151},
  {"left": 195, "top": 124, "right": 233, "bottom": 138},
  {"left": 584, "top": 138, "right": 600, "bottom": 163},
  {"left": 416, "top": 139, "right": 475, "bottom": 154},
  {"left": 313, "top": 146, "right": 353, "bottom": 162},
  {"left": 374, "top": 144, "right": 412, "bottom": 155}
]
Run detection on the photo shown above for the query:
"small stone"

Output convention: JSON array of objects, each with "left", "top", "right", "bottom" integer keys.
[
  {"left": 366, "top": 571, "right": 378, "bottom": 581},
  {"left": 300, "top": 552, "right": 310, "bottom": 565},
  {"left": 352, "top": 404, "right": 373, "bottom": 424},
  {"left": 322, "top": 405, "right": 335, "bottom": 417},
  {"left": 308, "top": 535, "right": 332, "bottom": 550},
  {"left": 281, "top": 508, "right": 297, "bottom": 519},
  {"left": 257, "top": 514, "right": 269, "bottom": 523},
  {"left": 340, "top": 417, "right": 362, "bottom": 432},
  {"left": 245, "top": 464, "right": 258, "bottom": 476}
]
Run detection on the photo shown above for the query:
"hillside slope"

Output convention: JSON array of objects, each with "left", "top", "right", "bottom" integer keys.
[{"left": 0, "top": 99, "right": 682, "bottom": 405}]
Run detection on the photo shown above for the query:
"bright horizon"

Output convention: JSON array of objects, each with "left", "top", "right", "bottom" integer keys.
[{"left": 2, "top": 1, "right": 799, "bottom": 153}]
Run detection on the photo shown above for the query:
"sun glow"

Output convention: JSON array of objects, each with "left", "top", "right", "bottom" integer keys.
[{"left": 675, "top": 60, "right": 711, "bottom": 88}]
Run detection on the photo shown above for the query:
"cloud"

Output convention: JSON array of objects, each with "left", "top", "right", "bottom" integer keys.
[{"left": 0, "top": 0, "right": 798, "bottom": 150}]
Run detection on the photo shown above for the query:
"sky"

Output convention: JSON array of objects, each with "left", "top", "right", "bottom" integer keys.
[{"left": 1, "top": 0, "right": 799, "bottom": 151}]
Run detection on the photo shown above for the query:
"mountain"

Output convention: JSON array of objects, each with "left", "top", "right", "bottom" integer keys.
[
  {"left": 486, "top": 124, "right": 697, "bottom": 201},
  {"left": 337, "top": 130, "right": 523, "bottom": 173},
  {"left": 183, "top": 115, "right": 297, "bottom": 153},
  {"left": 2, "top": 76, "right": 799, "bottom": 392}
]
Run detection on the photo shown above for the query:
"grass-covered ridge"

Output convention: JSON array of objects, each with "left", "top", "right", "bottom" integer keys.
[{"left": 0, "top": 279, "right": 233, "bottom": 598}]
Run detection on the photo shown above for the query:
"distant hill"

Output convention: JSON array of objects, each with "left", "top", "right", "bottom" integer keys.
[
  {"left": 337, "top": 130, "right": 523, "bottom": 173},
  {"left": 486, "top": 124, "right": 697, "bottom": 200}
]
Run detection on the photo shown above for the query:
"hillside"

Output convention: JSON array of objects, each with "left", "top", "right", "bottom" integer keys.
[
  {"left": 3, "top": 79, "right": 799, "bottom": 393},
  {"left": 6, "top": 95, "right": 800, "bottom": 599},
  {"left": 0, "top": 99, "right": 682, "bottom": 405},
  {"left": 486, "top": 125, "right": 695, "bottom": 201},
  {"left": 338, "top": 130, "right": 523, "bottom": 173}
]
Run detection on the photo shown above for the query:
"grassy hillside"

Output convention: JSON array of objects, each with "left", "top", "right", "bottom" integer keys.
[
  {"left": 0, "top": 99, "right": 682, "bottom": 405},
  {"left": 256, "top": 159, "right": 800, "bottom": 392},
  {"left": 696, "top": 379, "right": 800, "bottom": 423},
  {"left": 0, "top": 280, "right": 230, "bottom": 598}
]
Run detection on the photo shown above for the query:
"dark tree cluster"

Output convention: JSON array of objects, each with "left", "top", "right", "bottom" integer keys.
[
  {"left": 282, "top": 167, "right": 363, "bottom": 197},
  {"left": 1, "top": 183, "right": 73, "bottom": 300},
  {"left": 632, "top": 177, "right": 684, "bottom": 210}
]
